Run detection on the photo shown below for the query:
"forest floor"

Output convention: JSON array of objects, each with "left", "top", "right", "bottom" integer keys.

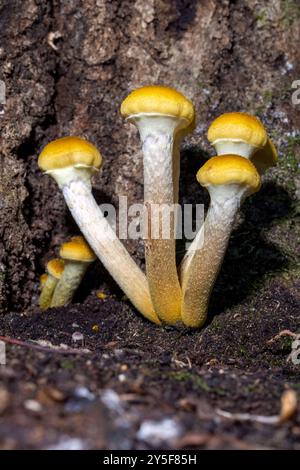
[
  {"left": 0, "top": 277, "right": 299, "bottom": 450},
  {"left": 0, "top": 150, "right": 299, "bottom": 450}
]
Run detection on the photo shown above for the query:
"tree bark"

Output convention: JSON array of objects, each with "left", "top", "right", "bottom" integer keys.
[{"left": 0, "top": 0, "right": 299, "bottom": 312}]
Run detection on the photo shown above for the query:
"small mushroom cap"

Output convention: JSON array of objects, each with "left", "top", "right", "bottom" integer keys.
[
  {"left": 46, "top": 258, "right": 65, "bottom": 279},
  {"left": 207, "top": 112, "right": 267, "bottom": 148},
  {"left": 40, "top": 273, "right": 48, "bottom": 287},
  {"left": 252, "top": 137, "right": 278, "bottom": 174},
  {"left": 121, "top": 85, "right": 195, "bottom": 127},
  {"left": 197, "top": 155, "right": 261, "bottom": 192},
  {"left": 38, "top": 136, "right": 102, "bottom": 172},
  {"left": 60, "top": 236, "right": 96, "bottom": 263}
]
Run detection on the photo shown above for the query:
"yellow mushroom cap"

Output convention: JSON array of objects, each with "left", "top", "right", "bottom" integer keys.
[
  {"left": 197, "top": 155, "right": 261, "bottom": 192},
  {"left": 38, "top": 136, "right": 102, "bottom": 172},
  {"left": 40, "top": 273, "right": 48, "bottom": 287},
  {"left": 121, "top": 85, "right": 195, "bottom": 127},
  {"left": 46, "top": 258, "right": 65, "bottom": 279},
  {"left": 60, "top": 236, "right": 96, "bottom": 263},
  {"left": 207, "top": 112, "right": 267, "bottom": 148},
  {"left": 252, "top": 137, "right": 278, "bottom": 174}
]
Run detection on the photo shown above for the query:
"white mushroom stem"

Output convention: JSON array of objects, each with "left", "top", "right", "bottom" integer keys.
[
  {"left": 213, "top": 139, "right": 259, "bottom": 159},
  {"left": 180, "top": 185, "right": 248, "bottom": 328},
  {"left": 51, "top": 261, "right": 89, "bottom": 307},
  {"left": 136, "top": 116, "right": 185, "bottom": 323},
  {"left": 39, "top": 275, "right": 59, "bottom": 310},
  {"left": 47, "top": 167, "right": 160, "bottom": 324}
]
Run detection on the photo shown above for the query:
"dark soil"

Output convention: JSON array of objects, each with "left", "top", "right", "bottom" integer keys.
[{"left": 0, "top": 272, "right": 299, "bottom": 449}]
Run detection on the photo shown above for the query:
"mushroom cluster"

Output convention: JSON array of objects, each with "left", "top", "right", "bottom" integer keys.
[
  {"left": 37, "top": 85, "right": 277, "bottom": 328},
  {"left": 39, "top": 236, "right": 96, "bottom": 310}
]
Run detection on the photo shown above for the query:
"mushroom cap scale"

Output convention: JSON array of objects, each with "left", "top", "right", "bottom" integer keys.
[
  {"left": 252, "top": 137, "right": 278, "bottom": 174},
  {"left": 121, "top": 85, "right": 195, "bottom": 127},
  {"left": 38, "top": 136, "right": 102, "bottom": 171},
  {"left": 197, "top": 155, "right": 261, "bottom": 192},
  {"left": 46, "top": 258, "right": 65, "bottom": 279},
  {"left": 207, "top": 112, "right": 267, "bottom": 148},
  {"left": 60, "top": 236, "right": 96, "bottom": 263}
]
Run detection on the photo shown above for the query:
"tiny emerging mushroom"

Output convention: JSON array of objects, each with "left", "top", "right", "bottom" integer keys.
[
  {"left": 207, "top": 112, "right": 267, "bottom": 159},
  {"left": 180, "top": 155, "right": 261, "bottom": 328},
  {"left": 39, "top": 259, "right": 64, "bottom": 310},
  {"left": 121, "top": 85, "right": 195, "bottom": 324},
  {"left": 38, "top": 136, "right": 160, "bottom": 324},
  {"left": 51, "top": 236, "right": 96, "bottom": 307},
  {"left": 39, "top": 273, "right": 48, "bottom": 289}
]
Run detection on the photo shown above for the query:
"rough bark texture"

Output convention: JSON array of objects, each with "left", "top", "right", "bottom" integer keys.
[{"left": 0, "top": 0, "right": 299, "bottom": 312}]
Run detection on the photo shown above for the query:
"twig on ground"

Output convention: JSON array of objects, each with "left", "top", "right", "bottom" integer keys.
[
  {"left": 216, "top": 390, "right": 297, "bottom": 425},
  {"left": 0, "top": 335, "right": 91, "bottom": 355}
]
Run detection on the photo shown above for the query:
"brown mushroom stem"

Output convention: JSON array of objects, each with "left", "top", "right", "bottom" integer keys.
[{"left": 142, "top": 129, "right": 181, "bottom": 324}]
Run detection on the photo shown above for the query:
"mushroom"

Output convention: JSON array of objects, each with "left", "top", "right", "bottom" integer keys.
[
  {"left": 39, "top": 273, "right": 48, "bottom": 289},
  {"left": 207, "top": 112, "right": 267, "bottom": 159},
  {"left": 251, "top": 137, "right": 278, "bottom": 175},
  {"left": 121, "top": 85, "right": 195, "bottom": 324},
  {"left": 38, "top": 136, "right": 160, "bottom": 324},
  {"left": 180, "top": 155, "right": 261, "bottom": 328},
  {"left": 51, "top": 236, "right": 96, "bottom": 307},
  {"left": 39, "top": 258, "right": 64, "bottom": 310}
]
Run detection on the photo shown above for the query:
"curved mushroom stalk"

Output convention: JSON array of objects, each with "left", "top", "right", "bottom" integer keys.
[
  {"left": 121, "top": 86, "right": 195, "bottom": 324},
  {"left": 51, "top": 236, "right": 96, "bottom": 308},
  {"left": 38, "top": 137, "right": 160, "bottom": 325},
  {"left": 180, "top": 155, "right": 261, "bottom": 328}
]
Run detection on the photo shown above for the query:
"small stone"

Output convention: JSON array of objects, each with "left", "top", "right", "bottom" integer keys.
[
  {"left": 24, "top": 399, "right": 42, "bottom": 413},
  {"left": 72, "top": 332, "right": 84, "bottom": 344}
]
